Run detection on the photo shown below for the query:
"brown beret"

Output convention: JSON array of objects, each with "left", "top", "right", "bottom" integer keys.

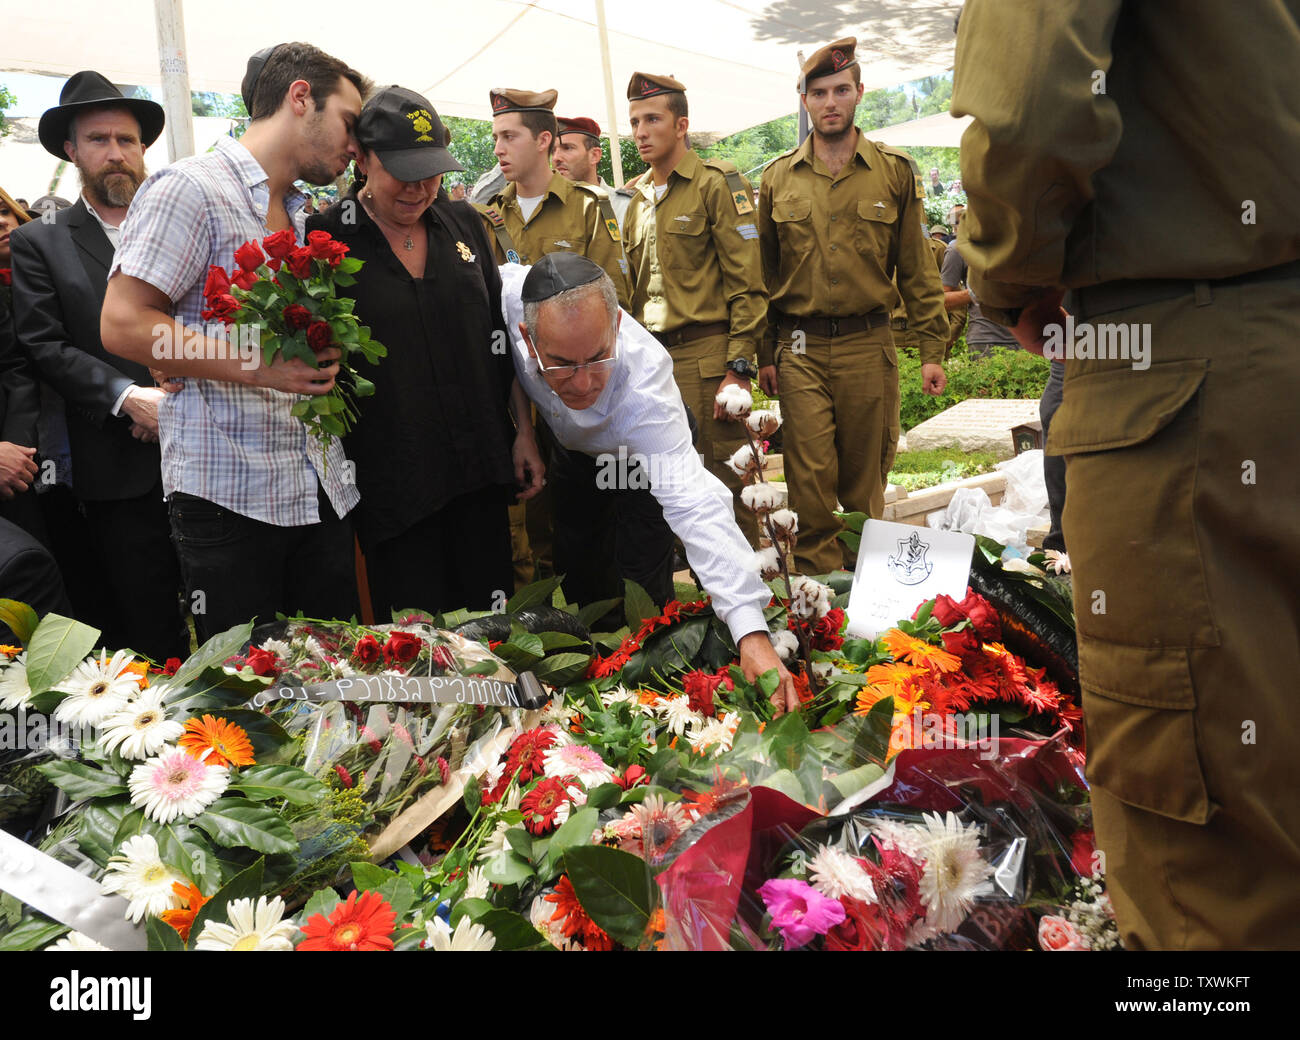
[
  {"left": 489, "top": 87, "right": 558, "bottom": 116},
  {"left": 799, "top": 37, "right": 858, "bottom": 90},
  {"left": 557, "top": 116, "right": 601, "bottom": 139},
  {"left": 627, "top": 71, "right": 686, "bottom": 101}
]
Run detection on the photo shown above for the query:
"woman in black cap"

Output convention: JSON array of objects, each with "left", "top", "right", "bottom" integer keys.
[{"left": 308, "top": 87, "right": 543, "bottom": 619}]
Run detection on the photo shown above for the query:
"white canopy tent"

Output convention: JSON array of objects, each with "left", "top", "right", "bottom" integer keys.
[
  {"left": 865, "top": 110, "right": 970, "bottom": 149},
  {"left": 3, "top": 0, "right": 959, "bottom": 184}
]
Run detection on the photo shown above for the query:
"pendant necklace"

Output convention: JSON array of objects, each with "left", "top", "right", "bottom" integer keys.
[{"left": 365, "top": 193, "right": 414, "bottom": 250}]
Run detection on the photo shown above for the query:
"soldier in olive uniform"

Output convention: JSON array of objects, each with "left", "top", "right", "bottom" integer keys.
[
  {"left": 954, "top": 0, "right": 1300, "bottom": 949},
  {"left": 757, "top": 39, "right": 947, "bottom": 575},
  {"left": 620, "top": 72, "right": 767, "bottom": 547},
  {"left": 476, "top": 88, "right": 631, "bottom": 309},
  {"left": 891, "top": 221, "right": 949, "bottom": 356}
]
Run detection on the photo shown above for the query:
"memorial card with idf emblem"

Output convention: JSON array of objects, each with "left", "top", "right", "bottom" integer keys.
[{"left": 845, "top": 519, "right": 975, "bottom": 639}]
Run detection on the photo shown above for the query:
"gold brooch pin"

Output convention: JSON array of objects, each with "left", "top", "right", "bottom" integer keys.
[{"left": 456, "top": 241, "right": 476, "bottom": 262}]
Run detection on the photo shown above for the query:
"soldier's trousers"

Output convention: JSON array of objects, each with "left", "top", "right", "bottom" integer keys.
[
  {"left": 667, "top": 333, "right": 759, "bottom": 547},
  {"left": 1048, "top": 275, "right": 1300, "bottom": 949},
  {"left": 776, "top": 325, "right": 899, "bottom": 574}
]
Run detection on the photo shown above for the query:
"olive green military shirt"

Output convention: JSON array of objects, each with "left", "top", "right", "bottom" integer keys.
[
  {"left": 476, "top": 171, "right": 632, "bottom": 309},
  {"left": 892, "top": 236, "right": 948, "bottom": 328},
  {"left": 757, "top": 131, "right": 948, "bottom": 366},
  {"left": 621, "top": 150, "right": 767, "bottom": 363},
  {"left": 951, "top": 0, "right": 1300, "bottom": 322}
]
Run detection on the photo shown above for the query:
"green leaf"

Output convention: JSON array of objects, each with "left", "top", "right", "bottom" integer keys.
[
  {"left": 77, "top": 798, "right": 135, "bottom": 867},
  {"left": 506, "top": 575, "right": 563, "bottom": 613},
  {"left": 290, "top": 399, "right": 312, "bottom": 418},
  {"left": 23, "top": 613, "right": 100, "bottom": 696},
  {"left": 541, "top": 806, "right": 597, "bottom": 877},
  {"left": 576, "top": 597, "right": 623, "bottom": 629},
  {"left": 622, "top": 578, "right": 658, "bottom": 629},
  {"left": 505, "top": 828, "right": 533, "bottom": 862},
  {"left": 299, "top": 886, "right": 342, "bottom": 927},
  {"left": 764, "top": 711, "right": 811, "bottom": 772},
  {"left": 463, "top": 775, "right": 482, "bottom": 816},
  {"left": 756, "top": 667, "right": 781, "bottom": 698},
  {"left": 229, "top": 764, "right": 327, "bottom": 805},
  {"left": 584, "top": 782, "right": 623, "bottom": 811},
  {"left": 146, "top": 915, "right": 185, "bottom": 951},
  {"left": 36, "top": 759, "right": 126, "bottom": 801},
  {"left": 190, "top": 798, "right": 297, "bottom": 854},
  {"left": 837, "top": 529, "right": 862, "bottom": 553},
  {"left": 337, "top": 256, "right": 363, "bottom": 274},
  {"left": 349, "top": 861, "right": 396, "bottom": 893},
  {"left": 449, "top": 898, "right": 494, "bottom": 926},
  {"left": 853, "top": 697, "right": 895, "bottom": 766},
  {"left": 186, "top": 857, "right": 265, "bottom": 950},
  {"left": 0, "top": 599, "right": 39, "bottom": 642},
  {"left": 0, "top": 918, "right": 70, "bottom": 952},
  {"left": 481, "top": 851, "right": 533, "bottom": 886},
  {"left": 829, "top": 762, "right": 885, "bottom": 800},
  {"left": 563, "top": 845, "right": 656, "bottom": 948},
  {"left": 169, "top": 622, "right": 254, "bottom": 689},
  {"left": 477, "top": 909, "right": 548, "bottom": 950},
  {"left": 532, "top": 652, "right": 592, "bottom": 687},
  {"left": 537, "top": 632, "right": 588, "bottom": 652}
]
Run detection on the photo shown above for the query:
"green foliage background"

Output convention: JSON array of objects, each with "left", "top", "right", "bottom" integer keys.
[{"left": 898, "top": 345, "right": 1050, "bottom": 432}]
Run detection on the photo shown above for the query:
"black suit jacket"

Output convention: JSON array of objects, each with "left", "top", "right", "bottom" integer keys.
[
  {"left": 10, "top": 200, "right": 160, "bottom": 500},
  {"left": 0, "top": 298, "right": 42, "bottom": 445}
]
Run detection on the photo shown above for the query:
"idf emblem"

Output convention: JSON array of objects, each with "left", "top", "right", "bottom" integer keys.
[
  {"left": 640, "top": 77, "right": 655, "bottom": 96},
  {"left": 732, "top": 189, "right": 754, "bottom": 215},
  {"left": 886, "top": 531, "right": 934, "bottom": 586},
  {"left": 456, "top": 241, "right": 475, "bottom": 262},
  {"left": 831, "top": 48, "right": 849, "bottom": 70},
  {"left": 491, "top": 93, "right": 509, "bottom": 112},
  {"left": 914, "top": 174, "right": 925, "bottom": 200},
  {"left": 407, "top": 108, "right": 435, "bottom": 142},
  {"left": 506, "top": 249, "right": 521, "bottom": 264},
  {"left": 604, "top": 216, "right": 620, "bottom": 241}
]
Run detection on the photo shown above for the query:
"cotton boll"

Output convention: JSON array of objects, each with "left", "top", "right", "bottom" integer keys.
[
  {"left": 768, "top": 508, "right": 799, "bottom": 539},
  {"left": 727, "top": 443, "right": 764, "bottom": 479},
  {"left": 788, "top": 575, "right": 833, "bottom": 620},
  {"left": 752, "top": 546, "right": 782, "bottom": 580},
  {"left": 746, "top": 409, "right": 781, "bottom": 438},
  {"left": 769, "top": 629, "right": 799, "bottom": 662},
  {"left": 741, "top": 483, "right": 782, "bottom": 514},
  {"left": 715, "top": 384, "right": 753, "bottom": 419}
]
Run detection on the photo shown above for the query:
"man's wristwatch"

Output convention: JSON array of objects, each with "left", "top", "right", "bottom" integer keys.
[{"left": 725, "top": 358, "right": 758, "bottom": 380}]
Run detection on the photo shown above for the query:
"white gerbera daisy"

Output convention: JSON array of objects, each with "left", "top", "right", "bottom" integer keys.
[
  {"left": 425, "top": 915, "right": 496, "bottom": 951},
  {"left": 868, "top": 818, "right": 927, "bottom": 860},
  {"left": 477, "top": 819, "right": 512, "bottom": 863},
  {"left": 542, "top": 744, "right": 614, "bottom": 787},
  {"left": 45, "top": 930, "right": 110, "bottom": 952},
  {"left": 128, "top": 747, "right": 229, "bottom": 823},
  {"left": 539, "top": 696, "right": 575, "bottom": 725},
  {"left": 53, "top": 650, "right": 140, "bottom": 727},
  {"left": 194, "top": 895, "right": 297, "bottom": 951},
  {"left": 99, "top": 834, "right": 186, "bottom": 923},
  {"left": 916, "top": 812, "right": 994, "bottom": 933},
  {"left": 688, "top": 712, "right": 739, "bottom": 756},
  {"left": 99, "top": 688, "right": 184, "bottom": 760},
  {"left": 552, "top": 784, "right": 586, "bottom": 828},
  {"left": 808, "top": 845, "right": 877, "bottom": 903},
  {"left": 657, "top": 695, "right": 699, "bottom": 737},
  {"left": 259, "top": 638, "right": 293, "bottom": 660},
  {"left": 464, "top": 866, "right": 490, "bottom": 900},
  {"left": 0, "top": 653, "right": 32, "bottom": 710}
]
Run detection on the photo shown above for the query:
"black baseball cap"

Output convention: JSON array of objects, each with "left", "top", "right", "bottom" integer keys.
[
  {"left": 356, "top": 86, "right": 463, "bottom": 182},
  {"left": 521, "top": 253, "right": 604, "bottom": 303}
]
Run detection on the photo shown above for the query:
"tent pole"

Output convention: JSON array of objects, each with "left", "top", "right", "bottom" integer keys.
[
  {"left": 796, "top": 50, "right": 809, "bottom": 145},
  {"left": 154, "top": 0, "right": 196, "bottom": 160},
  {"left": 595, "top": 0, "right": 624, "bottom": 187}
]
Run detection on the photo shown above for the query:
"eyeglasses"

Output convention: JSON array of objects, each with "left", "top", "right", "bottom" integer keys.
[{"left": 534, "top": 334, "right": 619, "bottom": 381}]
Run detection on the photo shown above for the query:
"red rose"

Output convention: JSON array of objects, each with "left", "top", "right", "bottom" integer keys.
[
  {"left": 960, "top": 592, "right": 1002, "bottom": 641},
  {"left": 306, "top": 321, "right": 333, "bottom": 352},
  {"left": 202, "top": 265, "right": 231, "bottom": 301},
  {"left": 245, "top": 646, "right": 280, "bottom": 677},
  {"left": 812, "top": 607, "right": 846, "bottom": 651},
  {"left": 941, "top": 627, "right": 981, "bottom": 657},
  {"left": 1070, "top": 829, "right": 1098, "bottom": 879},
  {"left": 929, "top": 594, "right": 964, "bottom": 628},
  {"left": 262, "top": 229, "right": 297, "bottom": 260},
  {"left": 200, "top": 293, "right": 242, "bottom": 325},
  {"left": 305, "top": 229, "right": 336, "bottom": 259},
  {"left": 0, "top": 268, "right": 11, "bottom": 286},
  {"left": 323, "top": 240, "right": 350, "bottom": 266},
  {"left": 230, "top": 268, "right": 259, "bottom": 291},
  {"left": 824, "top": 897, "right": 887, "bottom": 952},
  {"left": 353, "top": 634, "right": 381, "bottom": 664},
  {"left": 614, "top": 764, "right": 648, "bottom": 790},
  {"left": 284, "top": 247, "right": 314, "bottom": 279},
  {"left": 682, "top": 669, "right": 721, "bottom": 718},
  {"left": 163, "top": 657, "right": 182, "bottom": 676},
  {"left": 233, "top": 240, "right": 265, "bottom": 273},
  {"left": 283, "top": 304, "right": 313, "bottom": 331},
  {"left": 383, "top": 631, "right": 422, "bottom": 664},
  {"left": 431, "top": 645, "right": 456, "bottom": 672}
]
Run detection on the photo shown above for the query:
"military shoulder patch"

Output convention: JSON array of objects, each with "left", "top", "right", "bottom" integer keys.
[
  {"left": 703, "top": 161, "right": 755, "bottom": 216},
  {"left": 478, "top": 202, "right": 506, "bottom": 228}
]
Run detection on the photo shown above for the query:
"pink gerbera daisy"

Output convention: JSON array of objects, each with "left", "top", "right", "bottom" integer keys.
[{"left": 128, "top": 746, "right": 229, "bottom": 823}]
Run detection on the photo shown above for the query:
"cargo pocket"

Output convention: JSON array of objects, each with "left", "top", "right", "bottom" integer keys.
[
  {"left": 1047, "top": 358, "right": 1218, "bottom": 650},
  {"left": 1078, "top": 639, "right": 1211, "bottom": 824}
]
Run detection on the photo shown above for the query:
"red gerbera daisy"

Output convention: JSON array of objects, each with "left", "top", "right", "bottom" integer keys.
[
  {"left": 505, "top": 727, "right": 557, "bottom": 783},
  {"left": 545, "top": 875, "right": 614, "bottom": 951},
  {"left": 297, "top": 889, "right": 397, "bottom": 951},
  {"left": 521, "top": 776, "right": 573, "bottom": 835}
]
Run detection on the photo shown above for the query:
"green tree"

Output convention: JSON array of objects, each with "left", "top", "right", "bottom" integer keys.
[{"left": 0, "top": 83, "right": 16, "bottom": 139}]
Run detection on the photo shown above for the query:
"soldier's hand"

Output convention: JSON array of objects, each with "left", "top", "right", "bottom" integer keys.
[
  {"left": 1011, "top": 289, "right": 1068, "bottom": 356},
  {"left": 758, "top": 365, "right": 779, "bottom": 397},
  {"left": 713, "top": 372, "right": 752, "bottom": 420},
  {"left": 921, "top": 363, "right": 947, "bottom": 396}
]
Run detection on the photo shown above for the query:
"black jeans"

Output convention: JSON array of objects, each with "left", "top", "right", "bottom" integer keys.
[
  {"left": 168, "top": 489, "right": 359, "bottom": 642},
  {"left": 550, "top": 442, "right": 675, "bottom": 622},
  {"left": 363, "top": 486, "right": 513, "bottom": 620},
  {"left": 1039, "top": 359, "right": 1067, "bottom": 552}
]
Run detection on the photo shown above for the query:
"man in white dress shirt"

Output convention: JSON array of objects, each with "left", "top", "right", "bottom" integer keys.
[{"left": 503, "top": 254, "right": 796, "bottom": 713}]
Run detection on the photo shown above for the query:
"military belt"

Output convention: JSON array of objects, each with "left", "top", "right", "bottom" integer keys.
[
  {"left": 889, "top": 317, "right": 909, "bottom": 332},
  {"left": 654, "top": 321, "right": 730, "bottom": 348},
  {"left": 1075, "top": 258, "right": 1300, "bottom": 321},
  {"left": 779, "top": 310, "right": 890, "bottom": 339}
]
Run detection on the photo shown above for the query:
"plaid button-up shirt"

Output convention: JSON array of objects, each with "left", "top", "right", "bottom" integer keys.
[{"left": 111, "top": 136, "right": 359, "bottom": 526}]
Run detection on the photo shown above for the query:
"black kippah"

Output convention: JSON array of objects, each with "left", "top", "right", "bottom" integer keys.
[{"left": 520, "top": 253, "right": 604, "bottom": 303}]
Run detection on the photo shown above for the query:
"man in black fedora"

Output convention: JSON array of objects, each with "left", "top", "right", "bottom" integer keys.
[{"left": 9, "top": 71, "right": 187, "bottom": 661}]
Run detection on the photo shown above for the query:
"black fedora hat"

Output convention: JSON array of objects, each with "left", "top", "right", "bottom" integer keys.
[{"left": 38, "top": 71, "right": 165, "bottom": 159}]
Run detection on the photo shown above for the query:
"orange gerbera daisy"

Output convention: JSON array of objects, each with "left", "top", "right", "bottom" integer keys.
[
  {"left": 544, "top": 875, "right": 613, "bottom": 951},
  {"left": 854, "top": 685, "right": 891, "bottom": 716},
  {"left": 881, "top": 630, "right": 961, "bottom": 673},
  {"left": 297, "top": 890, "right": 396, "bottom": 951},
  {"left": 0, "top": 644, "right": 23, "bottom": 658},
  {"left": 160, "top": 881, "right": 208, "bottom": 942},
  {"left": 178, "top": 715, "right": 256, "bottom": 768},
  {"left": 121, "top": 658, "right": 150, "bottom": 689},
  {"left": 864, "top": 661, "right": 924, "bottom": 693}
]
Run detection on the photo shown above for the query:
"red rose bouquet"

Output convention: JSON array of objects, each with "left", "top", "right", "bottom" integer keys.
[{"left": 201, "top": 229, "right": 386, "bottom": 451}]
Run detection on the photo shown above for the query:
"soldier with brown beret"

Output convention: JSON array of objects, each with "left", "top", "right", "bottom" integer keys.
[
  {"left": 621, "top": 71, "right": 767, "bottom": 547},
  {"left": 757, "top": 38, "right": 947, "bottom": 574}
]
